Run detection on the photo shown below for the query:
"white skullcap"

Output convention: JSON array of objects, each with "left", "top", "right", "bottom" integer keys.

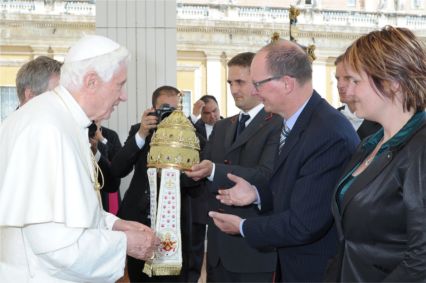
[{"left": 65, "top": 35, "right": 121, "bottom": 63}]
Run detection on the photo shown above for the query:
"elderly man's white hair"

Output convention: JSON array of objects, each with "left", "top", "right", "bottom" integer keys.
[{"left": 60, "top": 35, "right": 130, "bottom": 92}]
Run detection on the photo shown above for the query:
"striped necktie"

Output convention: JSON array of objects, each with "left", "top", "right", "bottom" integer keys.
[{"left": 278, "top": 122, "right": 290, "bottom": 154}]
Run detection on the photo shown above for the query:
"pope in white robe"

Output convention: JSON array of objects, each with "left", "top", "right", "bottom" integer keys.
[{"left": 0, "top": 35, "right": 157, "bottom": 283}]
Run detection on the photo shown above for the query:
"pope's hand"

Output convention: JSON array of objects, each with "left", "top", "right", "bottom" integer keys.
[
  {"left": 216, "top": 173, "right": 257, "bottom": 206},
  {"left": 124, "top": 229, "right": 160, "bottom": 261},
  {"left": 209, "top": 211, "right": 242, "bottom": 235},
  {"left": 112, "top": 219, "right": 151, "bottom": 232},
  {"left": 184, "top": 160, "right": 213, "bottom": 181}
]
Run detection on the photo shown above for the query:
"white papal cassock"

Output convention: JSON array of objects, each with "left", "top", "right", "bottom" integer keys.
[{"left": 0, "top": 85, "right": 126, "bottom": 282}]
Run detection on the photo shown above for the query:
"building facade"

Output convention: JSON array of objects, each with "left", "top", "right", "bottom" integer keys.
[{"left": 1, "top": 0, "right": 426, "bottom": 122}]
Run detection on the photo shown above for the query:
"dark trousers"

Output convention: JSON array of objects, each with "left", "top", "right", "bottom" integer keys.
[
  {"left": 207, "top": 258, "right": 273, "bottom": 283},
  {"left": 187, "top": 222, "right": 206, "bottom": 282}
]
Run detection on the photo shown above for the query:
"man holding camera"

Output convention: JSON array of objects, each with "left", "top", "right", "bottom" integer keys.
[{"left": 111, "top": 85, "right": 201, "bottom": 282}]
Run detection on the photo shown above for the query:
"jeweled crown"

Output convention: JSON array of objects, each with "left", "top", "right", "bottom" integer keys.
[{"left": 147, "top": 93, "right": 200, "bottom": 170}]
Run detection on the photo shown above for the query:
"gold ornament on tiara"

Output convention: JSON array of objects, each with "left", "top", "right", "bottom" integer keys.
[{"left": 147, "top": 92, "right": 200, "bottom": 171}]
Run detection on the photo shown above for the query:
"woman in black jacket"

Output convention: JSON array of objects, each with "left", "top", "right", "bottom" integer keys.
[{"left": 331, "top": 26, "right": 426, "bottom": 282}]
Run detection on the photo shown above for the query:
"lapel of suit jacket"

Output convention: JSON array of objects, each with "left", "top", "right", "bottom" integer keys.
[
  {"left": 339, "top": 149, "right": 393, "bottom": 217},
  {"left": 223, "top": 114, "right": 239, "bottom": 152},
  {"left": 194, "top": 120, "right": 207, "bottom": 139},
  {"left": 272, "top": 91, "right": 322, "bottom": 175},
  {"left": 227, "top": 108, "right": 269, "bottom": 154}
]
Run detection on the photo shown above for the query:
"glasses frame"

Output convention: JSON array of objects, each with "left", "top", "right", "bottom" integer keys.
[{"left": 252, "top": 76, "right": 282, "bottom": 91}]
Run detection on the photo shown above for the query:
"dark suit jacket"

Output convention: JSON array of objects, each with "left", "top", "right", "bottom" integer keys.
[
  {"left": 96, "top": 126, "right": 122, "bottom": 210},
  {"left": 205, "top": 107, "right": 282, "bottom": 273},
  {"left": 331, "top": 115, "right": 426, "bottom": 282},
  {"left": 243, "top": 92, "right": 360, "bottom": 282},
  {"left": 191, "top": 119, "right": 210, "bottom": 224}
]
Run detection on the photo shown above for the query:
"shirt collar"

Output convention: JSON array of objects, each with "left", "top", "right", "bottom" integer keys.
[
  {"left": 284, "top": 99, "right": 309, "bottom": 130},
  {"left": 240, "top": 103, "right": 264, "bottom": 124}
]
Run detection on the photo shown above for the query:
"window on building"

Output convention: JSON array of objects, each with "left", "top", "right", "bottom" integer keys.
[
  {"left": 0, "top": 87, "right": 18, "bottom": 121},
  {"left": 181, "top": 90, "right": 192, "bottom": 117},
  {"left": 412, "top": 0, "right": 424, "bottom": 8},
  {"left": 348, "top": 0, "right": 356, "bottom": 6},
  {"left": 305, "top": 0, "right": 312, "bottom": 4}
]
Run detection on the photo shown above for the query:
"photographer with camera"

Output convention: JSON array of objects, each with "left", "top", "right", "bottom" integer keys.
[{"left": 111, "top": 85, "right": 203, "bottom": 282}]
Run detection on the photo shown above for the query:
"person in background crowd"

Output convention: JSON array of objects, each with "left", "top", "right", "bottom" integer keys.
[
  {"left": 188, "top": 94, "right": 222, "bottom": 282},
  {"left": 335, "top": 55, "right": 381, "bottom": 140},
  {"left": 15, "top": 55, "right": 61, "bottom": 108},
  {"left": 330, "top": 26, "right": 426, "bottom": 282},
  {"left": 208, "top": 40, "right": 359, "bottom": 282},
  {"left": 89, "top": 121, "right": 122, "bottom": 215},
  {"left": 0, "top": 35, "right": 158, "bottom": 283}
]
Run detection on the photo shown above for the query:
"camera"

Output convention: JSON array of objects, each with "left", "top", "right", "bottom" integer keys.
[{"left": 148, "top": 103, "right": 175, "bottom": 123}]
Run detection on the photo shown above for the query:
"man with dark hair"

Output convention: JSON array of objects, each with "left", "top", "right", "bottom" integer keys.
[
  {"left": 186, "top": 52, "right": 281, "bottom": 282},
  {"left": 15, "top": 55, "right": 62, "bottom": 107},
  {"left": 111, "top": 85, "right": 200, "bottom": 282},
  {"left": 191, "top": 95, "right": 221, "bottom": 140},
  {"left": 209, "top": 40, "right": 359, "bottom": 282}
]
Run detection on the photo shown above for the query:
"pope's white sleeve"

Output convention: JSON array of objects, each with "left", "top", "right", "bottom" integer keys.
[
  {"left": 23, "top": 222, "right": 127, "bottom": 283},
  {"left": 102, "top": 210, "right": 120, "bottom": 230}
]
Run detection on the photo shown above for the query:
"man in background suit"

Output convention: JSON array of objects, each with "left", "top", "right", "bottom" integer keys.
[
  {"left": 188, "top": 94, "right": 221, "bottom": 282},
  {"left": 111, "top": 85, "right": 201, "bottom": 282},
  {"left": 191, "top": 95, "right": 221, "bottom": 140},
  {"left": 89, "top": 122, "right": 122, "bottom": 214},
  {"left": 335, "top": 55, "right": 381, "bottom": 140},
  {"left": 186, "top": 52, "right": 281, "bottom": 282},
  {"left": 209, "top": 40, "right": 359, "bottom": 282}
]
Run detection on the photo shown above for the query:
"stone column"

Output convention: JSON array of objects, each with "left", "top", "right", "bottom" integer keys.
[{"left": 96, "top": 0, "right": 177, "bottom": 140}]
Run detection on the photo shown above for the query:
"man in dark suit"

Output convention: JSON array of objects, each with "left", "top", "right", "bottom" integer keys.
[
  {"left": 186, "top": 52, "right": 281, "bottom": 282},
  {"left": 335, "top": 55, "right": 381, "bottom": 140},
  {"left": 209, "top": 40, "right": 359, "bottom": 282},
  {"left": 111, "top": 86, "right": 200, "bottom": 282},
  {"left": 89, "top": 122, "right": 122, "bottom": 213},
  {"left": 188, "top": 94, "right": 221, "bottom": 282}
]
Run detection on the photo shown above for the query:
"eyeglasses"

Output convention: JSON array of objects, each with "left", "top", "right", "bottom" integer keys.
[{"left": 252, "top": 76, "right": 282, "bottom": 91}]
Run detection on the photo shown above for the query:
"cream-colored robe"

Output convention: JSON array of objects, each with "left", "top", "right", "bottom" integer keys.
[{"left": 0, "top": 86, "right": 126, "bottom": 282}]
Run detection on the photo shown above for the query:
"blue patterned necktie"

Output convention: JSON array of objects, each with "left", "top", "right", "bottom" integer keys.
[
  {"left": 236, "top": 114, "right": 250, "bottom": 137},
  {"left": 278, "top": 122, "right": 290, "bottom": 154}
]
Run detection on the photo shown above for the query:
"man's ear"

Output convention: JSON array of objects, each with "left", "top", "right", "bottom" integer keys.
[
  {"left": 82, "top": 71, "right": 100, "bottom": 92},
  {"left": 282, "top": 76, "right": 295, "bottom": 93},
  {"left": 23, "top": 88, "right": 34, "bottom": 103}
]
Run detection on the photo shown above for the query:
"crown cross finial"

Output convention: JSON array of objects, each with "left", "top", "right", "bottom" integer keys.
[{"left": 177, "top": 92, "right": 183, "bottom": 111}]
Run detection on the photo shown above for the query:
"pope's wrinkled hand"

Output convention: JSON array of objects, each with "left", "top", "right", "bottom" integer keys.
[
  {"left": 216, "top": 173, "right": 257, "bottom": 206},
  {"left": 185, "top": 160, "right": 213, "bottom": 181},
  {"left": 209, "top": 211, "right": 242, "bottom": 235},
  {"left": 124, "top": 228, "right": 160, "bottom": 261},
  {"left": 112, "top": 219, "right": 151, "bottom": 232}
]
